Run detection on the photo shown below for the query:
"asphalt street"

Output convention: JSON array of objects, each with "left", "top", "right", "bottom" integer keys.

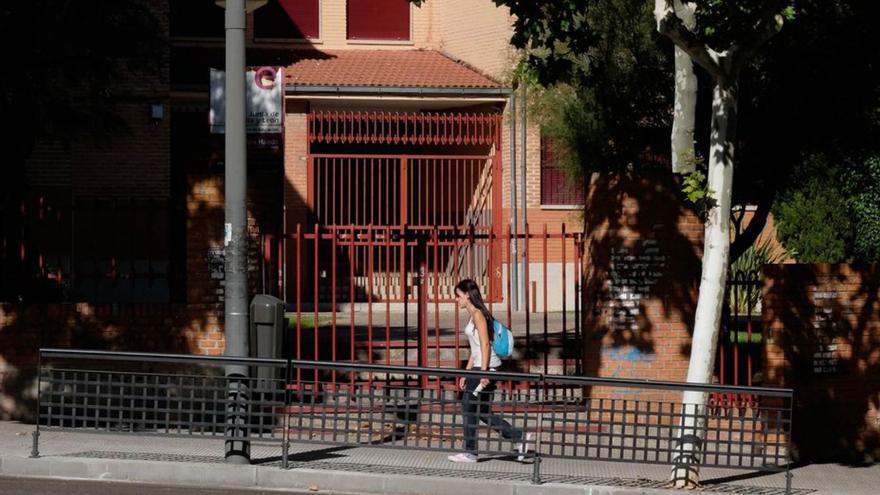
[{"left": 0, "top": 476, "right": 338, "bottom": 495}]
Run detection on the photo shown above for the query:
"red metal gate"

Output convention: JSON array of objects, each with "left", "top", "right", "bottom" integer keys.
[
  {"left": 261, "top": 225, "right": 585, "bottom": 387},
  {"left": 307, "top": 155, "right": 496, "bottom": 302},
  {"left": 260, "top": 110, "right": 583, "bottom": 385},
  {"left": 305, "top": 111, "right": 503, "bottom": 303},
  {"left": 712, "top": 269, "right": 764, "bottom": 408}
]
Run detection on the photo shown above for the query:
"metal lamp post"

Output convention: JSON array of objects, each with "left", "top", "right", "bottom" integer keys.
[{"left": 219, "top": 0, "right": 266, "bottom": 465}]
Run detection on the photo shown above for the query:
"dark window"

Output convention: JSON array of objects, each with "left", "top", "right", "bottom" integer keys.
[
  {"left": 540, "top": 136, "right": 584, "bottom": 206},
  {"left": 170, "top": 47, "right": 224, "bottom": 88},
  {"left": 169, "top": 0, "right": 225, "bottom": 39},
  {"left": 347, "top": 0, "right": 410, "bottom": 40},
  {"left": 255, "top": 0, "right": 320, "bottom": 40}
]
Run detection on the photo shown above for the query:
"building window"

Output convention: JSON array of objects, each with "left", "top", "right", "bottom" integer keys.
[
  {"left": 255, "top": 0, "right": 320, "bottom": 40},
  {"left": 169, "top": 0, "right": 225, "bottom": 39},
  {"left": 540, "top": 136, "right": 584, "bottom": 206},
  {"left": 347, "top": 0, "right": 410, "bottom": 41}
]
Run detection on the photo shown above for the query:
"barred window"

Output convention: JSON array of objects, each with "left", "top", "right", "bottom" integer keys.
[{"left": 540, "top": 136, "right": 584, "bottom": 206}]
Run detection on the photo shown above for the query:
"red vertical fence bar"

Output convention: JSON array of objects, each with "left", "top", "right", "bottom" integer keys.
[
  {"left": 542, "top": 224, "right": 548, "bottom": 375},
  {"left": 277, "top": 231, "right": 284, "bottom": 299},
  {"left": 331, "top": 226, "right": 338, "bottom": 383},
  {"left": 468, "top": 226, "right": 475, "bottom": 280},
  {"left": 575, "top": 232, "right": 583, "bottom": 375},
  {"left": 561, "top": 223, "right": 567, "bottom": 374},
  {"left": 733, "top": 277, "right": 740, "bottom": 390},
  {"left": 349, "top": 225, "right": 356, "bottom": 391},
  {"left": 313, "top": 224, "right": 320, "bottom": 386},
  {"left": 432, "top": 227, "right": 440, "bottom": 371},
  {"left": 418, "top": 255, "right": 428, "bottom": 389},
  {"left": 295, "top": 224, "right": 303, "bottom": 387},
  {"left": 367, "top": 225, "right": 374, "bottom": 385},
  {"left": 385, "top": 227, "right": 391, "bottom": 364},
  {"left": 505, "top": 226, "right": 512, "bottom": 328},
  {"left": 453, "top": 231, "right": 461, "bottom": 368}
]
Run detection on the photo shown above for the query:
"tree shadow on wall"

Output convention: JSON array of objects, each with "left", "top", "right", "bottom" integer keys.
[
  {"left": 580, "top": 167, "right": 702, "bottom": 389},
  {"left": 763, "top": 264, "right": 880, "bottom": 464},
  {"left": 0, "top": 2, "right": 342, "bottom": 422}
]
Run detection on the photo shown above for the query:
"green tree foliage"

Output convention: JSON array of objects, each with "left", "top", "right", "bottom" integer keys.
[
  {"left": 844, "top": 156, "right": 880, "bottom": 262},
  {"left": 774, "top": 152, "right": 880, "bottom": 264},
  {"left": 773, "top": 155, "right": 853, "bottom": 263},
  {"left": 517, "top": 0, "right": 674, "bottom": 180}
]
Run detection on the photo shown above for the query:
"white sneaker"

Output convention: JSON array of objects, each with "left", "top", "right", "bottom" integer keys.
[
  {"left": 515, "top": 432, "right": 533, "bottom": 462},
  {"left": 447, "top": 452, "right": 478, "bottom": 463}
]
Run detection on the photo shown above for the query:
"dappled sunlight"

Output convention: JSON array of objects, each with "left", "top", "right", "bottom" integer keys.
[{"left": 764, "top": 264, "right": 880, "bottom": 464}]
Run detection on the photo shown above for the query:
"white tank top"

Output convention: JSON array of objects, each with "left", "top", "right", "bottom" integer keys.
[{"left": 464, "top": 318, "right": 502, "bottom": 369}]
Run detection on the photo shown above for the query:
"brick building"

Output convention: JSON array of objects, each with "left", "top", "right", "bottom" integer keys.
[{"left": 1, "top": 0, "right": 703, "bottom": 417}]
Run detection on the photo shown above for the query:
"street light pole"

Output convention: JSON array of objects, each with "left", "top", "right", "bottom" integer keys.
[{"left": 223, "top": 0, "right": 250, "bottom": 465}]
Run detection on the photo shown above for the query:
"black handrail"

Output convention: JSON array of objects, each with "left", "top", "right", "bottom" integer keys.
[{"left": 39, "top": 348, "right": 793, "bottom": 397}]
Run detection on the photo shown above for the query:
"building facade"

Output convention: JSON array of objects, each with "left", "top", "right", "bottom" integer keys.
[{"left": 2, "top": 0, "right": 697, "bottom": 417}]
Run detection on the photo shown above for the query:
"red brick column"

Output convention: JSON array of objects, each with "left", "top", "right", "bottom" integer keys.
[
  {"left": 581, "top": 171, "right": 702, "bottom": 401},
  {"left": 763, "top": 264, "right": 880, "bottom": 462}
]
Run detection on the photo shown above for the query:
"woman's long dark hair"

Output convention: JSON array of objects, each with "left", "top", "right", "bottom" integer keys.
[{"left": 455, "top": 279, "right": 494, "bottom": 341}]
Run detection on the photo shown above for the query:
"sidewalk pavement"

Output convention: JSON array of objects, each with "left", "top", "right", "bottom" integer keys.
[{"left": 1, "top": 421, "right": 878, "bottom": 495}]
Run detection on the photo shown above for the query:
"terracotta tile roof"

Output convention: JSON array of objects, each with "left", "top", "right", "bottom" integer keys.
[{"left": 283, "top": 50, "right": 501, "bottom": 89}]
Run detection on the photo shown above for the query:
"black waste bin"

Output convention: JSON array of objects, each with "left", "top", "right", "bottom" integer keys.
[{"left": 249, "top": 294, "right": 286, "bottom": 381}]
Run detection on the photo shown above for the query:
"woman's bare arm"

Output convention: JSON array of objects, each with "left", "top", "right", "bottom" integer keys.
[{"left": 473, "top": 312, "right": 491, "bottom": 370}]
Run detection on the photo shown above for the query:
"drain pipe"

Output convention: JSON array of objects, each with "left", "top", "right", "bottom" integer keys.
[{"left": 509, "top": 90, "right": 518, "bottom": 311}]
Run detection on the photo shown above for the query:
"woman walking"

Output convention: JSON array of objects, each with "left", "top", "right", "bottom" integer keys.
[{"left": 447, "top": 279, "right": 530, "bottom": 463}]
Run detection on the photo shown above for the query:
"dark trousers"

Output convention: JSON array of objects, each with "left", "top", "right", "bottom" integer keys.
[{"left": 461, "top": 370, "right": 523, "bottom": 453}]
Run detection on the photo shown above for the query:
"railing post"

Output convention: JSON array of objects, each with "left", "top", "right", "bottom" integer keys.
[
  {"left": 532, "top": 373, "right": 544, "bottom": 485},
  {"left": 785, "top": 468, "right": 793, "bottom": 495},
  {"left": 281, "top": 357, "right": 292, "bottom": 470},
  {"left": 785, "top": 390, "right": 795, "bottom": 495},
  {"left": 531, "top": 454, "right": 542, "bottom": 485},
  {"left": 30, "top": 351, "right": 41, "bottom": 459}
]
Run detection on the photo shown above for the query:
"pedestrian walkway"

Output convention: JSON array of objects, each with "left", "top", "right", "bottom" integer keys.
[{"left": 1, "top": 421, "right": 877, "bottom": 495}]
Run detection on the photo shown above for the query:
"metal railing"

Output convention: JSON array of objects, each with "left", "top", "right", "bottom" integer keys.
[
  {"left": 33, "top": 348, "right": 794, "bottom": 492},
  {"left": 260, "top": 225, "right": 586, "bottom": 378}
]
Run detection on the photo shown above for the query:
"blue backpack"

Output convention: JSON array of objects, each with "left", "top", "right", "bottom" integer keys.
[{"left": 492, "top": 319, "right": 515, "bottom": 359}]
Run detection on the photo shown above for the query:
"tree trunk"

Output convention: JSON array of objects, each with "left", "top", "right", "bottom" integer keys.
[
  {"left": 671, "top": 1, "right": 697, "bottom": 174},
  {"left": 671, "top": 80, "right": 738, "bottom": 488}
]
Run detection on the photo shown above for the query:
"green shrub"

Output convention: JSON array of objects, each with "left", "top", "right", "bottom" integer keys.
[
  {"left": 772, "top": 154, "right": 853, "bottom": 263},
  {"left": 843, "top": 156, "right": 880, "bottom": 262}
]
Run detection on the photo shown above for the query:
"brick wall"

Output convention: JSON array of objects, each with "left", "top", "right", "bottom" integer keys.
[
  {"left": 435, "top": 0, "right": 515, "bottom": 81},
  {"left": 26, "top": 0, "right": 171, "bottom": 198},
  {"left": 581, "top": 171, "right": 702, "bottom": 401},
  {"left": 0, "top": 164, "right": 282, "bottom": 421},
  {"left": 283, "top": 102, "right": 311, "bottom": 230},
  {"left": 0, "top": 302, "right": 223, "bottom": 420},
  {"left": 186, "top": 170, "right": 283, "bottom": 307},
  {"left": 763, "top": 264, "right": 880, "bottom": 462},
  {"left": 498, "top": 107, "right": 583, "bottom": 263},
  {"left": 72, "top": 103, "right": 171, "bottom": 198}
]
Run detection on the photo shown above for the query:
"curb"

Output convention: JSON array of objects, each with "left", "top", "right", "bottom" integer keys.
[{"left": 0, "top": 455, "right": 681, "bottom": 495}]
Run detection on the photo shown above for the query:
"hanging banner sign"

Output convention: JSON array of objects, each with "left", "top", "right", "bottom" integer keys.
[{"left": 209, "top": 67, "right": 283, "bottom": 134}]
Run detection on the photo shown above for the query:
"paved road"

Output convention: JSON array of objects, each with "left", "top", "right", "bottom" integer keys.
[{"left": 0, "top": 476, "right": 334, "bottom": 495}]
